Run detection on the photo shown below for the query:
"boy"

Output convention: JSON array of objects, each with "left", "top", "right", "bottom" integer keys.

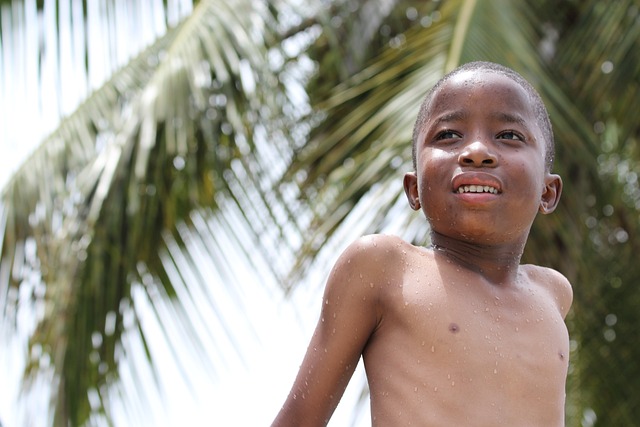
[{"left": 272, "top": 61, "right": 572, "bottom": 426}]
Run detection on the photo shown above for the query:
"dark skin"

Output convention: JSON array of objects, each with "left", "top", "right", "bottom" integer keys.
[{"left": 272, "top": 70, "right": 572, "bottom": 426}]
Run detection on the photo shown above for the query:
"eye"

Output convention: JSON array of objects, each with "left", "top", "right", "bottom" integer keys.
[
  {"left": 435, "top": 130, "right": 461, "bottom": 140},
  {"left": 497, "top": 130, "right": 524, "bottom": 141}
]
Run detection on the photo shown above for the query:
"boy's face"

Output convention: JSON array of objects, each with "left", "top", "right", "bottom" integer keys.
[{"left": 403, "top": 70, "right": 562, "bottom": 245}]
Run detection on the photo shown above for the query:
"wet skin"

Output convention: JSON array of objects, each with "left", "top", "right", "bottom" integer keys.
[
  {"left": 404, "top": 70, "right": 563, "bottom": 283},
  {"left": 272, "top": 71, "right": 572, "bottom": 426}
]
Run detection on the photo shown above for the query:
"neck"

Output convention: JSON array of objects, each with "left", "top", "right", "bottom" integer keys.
[{"left": 429, "top": 231, "right": 525, "bottom": 285}]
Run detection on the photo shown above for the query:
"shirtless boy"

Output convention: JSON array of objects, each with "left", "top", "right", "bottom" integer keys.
[{"left": 272, "top": 61, "right": 573, "bottom": 426}]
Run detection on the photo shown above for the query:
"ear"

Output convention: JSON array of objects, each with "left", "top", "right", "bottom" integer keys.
[
  {"left": 403, "top": 172, "right": 421, "bottom": 211},
  {"left": 539, "top": 173, "right": 562, "bottom": 214}
]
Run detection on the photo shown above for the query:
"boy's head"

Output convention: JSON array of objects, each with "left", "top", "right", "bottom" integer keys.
[
  {"left": 411, "top": 61, "right": 555, "bottom": 172},
  {"left": 403, "top": 60, "right": 563, "bottom": 244}
]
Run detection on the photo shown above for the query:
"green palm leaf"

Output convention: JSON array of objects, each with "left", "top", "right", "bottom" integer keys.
[
  {"left": 1, "top": 0, "right": 296, "bottom": 424},
  {"left": 286, "top": 0, "right": 640, "bottom": 424},
  {"left": 1, "top": 0, "right": 639, "bottom": 425}
]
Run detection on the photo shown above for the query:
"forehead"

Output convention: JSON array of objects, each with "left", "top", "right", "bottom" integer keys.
[{"left": 426, "top": 70, "right": 536, "bottom": 121}]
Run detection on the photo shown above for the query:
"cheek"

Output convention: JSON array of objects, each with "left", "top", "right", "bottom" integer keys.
[
  {"left": 418, "top": 149, "right": 452, "bottom": 182},
  {"left": 417, "top": 150, "right": 454, "bottom": 203},
  {"left": 424, "top": 148, "right": 451, "bottom": 162}
]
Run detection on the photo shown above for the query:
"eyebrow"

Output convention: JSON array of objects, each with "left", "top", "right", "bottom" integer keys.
[
  {"left": 432, "top": 111, "right": 529, "bottom": 128},
  {"left": 432, "top": 111, "right": 469, "bottom": 126},
  {"left": 489, "top": 112, "right": 528, "bottom": 128}
]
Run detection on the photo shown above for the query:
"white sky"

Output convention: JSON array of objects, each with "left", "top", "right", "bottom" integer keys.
[{"left": 0, "top": 1, "right": 369, "bottom": 425}]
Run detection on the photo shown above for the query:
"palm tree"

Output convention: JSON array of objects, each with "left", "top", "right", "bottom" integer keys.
[{"left": 1, "top": 0, "right": 639, "bottom": 425}]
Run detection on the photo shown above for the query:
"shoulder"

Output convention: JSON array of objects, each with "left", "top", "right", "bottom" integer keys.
[
  {"left": 326, "top": 234, "right": 410, "bottom": 293},
  {"left": 318, "top": 235, "right": 410, "bottom": 334},
  {"left": 334, "top": 234, "right": 409, "bottom": 268},
  {"left": 522, "top": 264, "right": 573, "bottom": 318},
  {"left": 341, "top": 233, "right": 408, "bottom": 256}
]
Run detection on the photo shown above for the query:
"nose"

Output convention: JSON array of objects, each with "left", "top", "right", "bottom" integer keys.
[{"left": 458, "top": 140, "right": 498, "bottom": 167}]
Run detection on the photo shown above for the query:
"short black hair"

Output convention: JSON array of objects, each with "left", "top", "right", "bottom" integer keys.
[{"left": 411, "top": 61, "right": 555, "bottom": 171}]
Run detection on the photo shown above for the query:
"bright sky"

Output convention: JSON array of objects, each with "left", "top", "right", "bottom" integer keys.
[{"left": 0, "top": 1, "right": 370, "bottom": 425}]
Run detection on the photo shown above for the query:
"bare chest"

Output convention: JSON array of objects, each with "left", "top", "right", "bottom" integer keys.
[
  {"left": 364, "top": 266, "right": 569, "bottom": 410},
  {"left": 379, "top": 268, "right": 568, "bottom": 363},
  {"left": 361, "top": 249, "right": 570, "bottom": 425}
]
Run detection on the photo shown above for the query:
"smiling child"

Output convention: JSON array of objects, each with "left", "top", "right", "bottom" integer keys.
[{"left": 272, "top": 61, "right": 572, "bottom": 426}]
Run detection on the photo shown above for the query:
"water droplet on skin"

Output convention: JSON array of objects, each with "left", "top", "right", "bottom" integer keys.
[
  {"left": 370, "top": 282, "right": 374, "bottom": 288},
  {"left": 414, "top": 387, "right": 418, "bottom": 392},
  {"left": 434, "top": 386, "right": 438, "bottom": 392},
  {"left": 431, "top": 345, "right": 435, "bottom": 353}
]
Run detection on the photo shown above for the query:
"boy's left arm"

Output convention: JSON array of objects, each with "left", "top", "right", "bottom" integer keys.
[{"left": 271, "top": 238, "right": 383, "bottom": 426}]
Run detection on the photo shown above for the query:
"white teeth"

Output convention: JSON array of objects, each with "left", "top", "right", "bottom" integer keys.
[{"left": 457, "top": 185, "right": 498, "bottom": 194}]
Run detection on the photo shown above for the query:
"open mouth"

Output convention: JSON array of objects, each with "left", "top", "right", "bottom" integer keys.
[
  {"left": 452, "top": 172, "right": 503, "bottom": 196},
  {"left": 456, "top": 185, "right": 499, "bottom": 194}
]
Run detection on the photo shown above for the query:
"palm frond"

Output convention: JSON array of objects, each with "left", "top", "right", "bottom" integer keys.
[
  {"left": 2, "top": 0, "right": 640, "bottom": 425},
  {"left": 285, "top": 0, "right": 640, "bottom": 424},
  {"left": 0, "top": 0, "right": 298, "bottom": 424}
]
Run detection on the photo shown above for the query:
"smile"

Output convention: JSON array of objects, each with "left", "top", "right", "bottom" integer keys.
[{"left": 456, "top": 185, "right": 499, "bottom": 194}]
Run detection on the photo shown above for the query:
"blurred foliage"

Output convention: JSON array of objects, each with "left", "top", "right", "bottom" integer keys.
[{"left": 1, "top": 0, "right": 639, "bottom": 425}]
